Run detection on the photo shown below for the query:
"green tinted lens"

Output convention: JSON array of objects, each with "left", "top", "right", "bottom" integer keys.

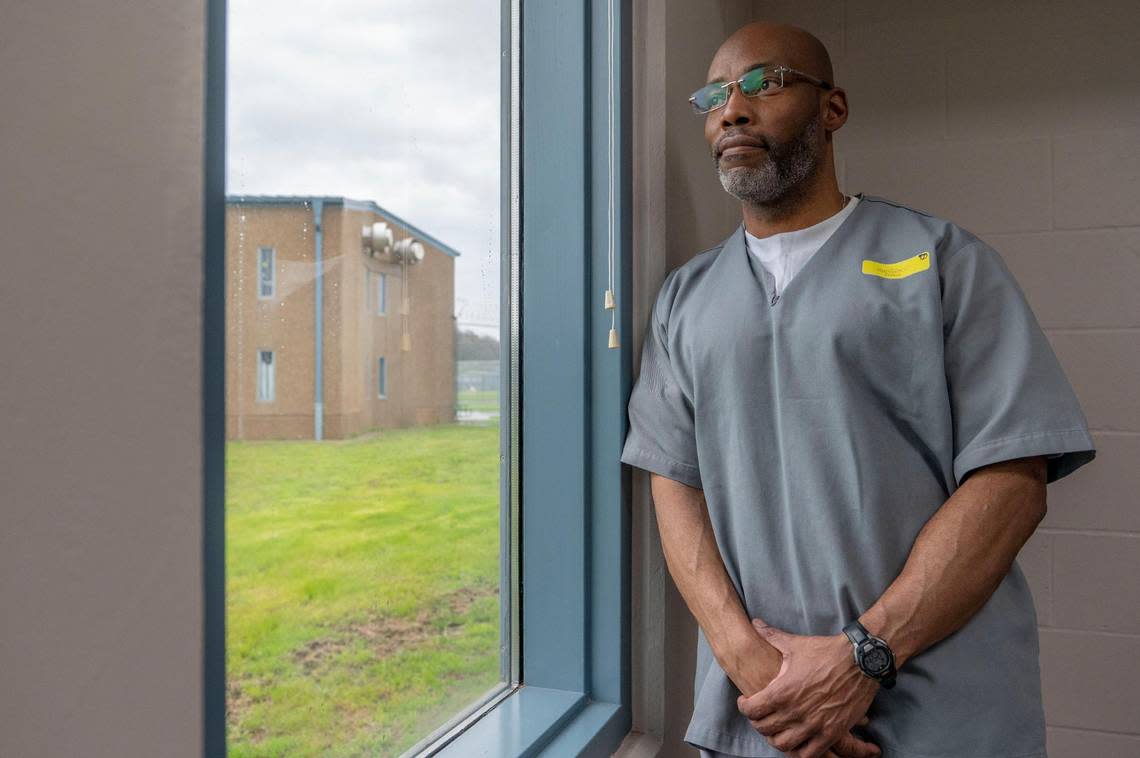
[
  {"left": 693, "top": 83, "right": 726, "bottom": 112},
  {"left": 740, "top": 67, "right": 776, "bottom": 95}
]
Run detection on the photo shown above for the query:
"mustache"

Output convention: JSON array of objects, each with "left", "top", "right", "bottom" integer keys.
[
  {"left": 714, "top": 144, "right": 771, "bottom": 163},
  {"left": 715, "top": 133, "right": 770, "bottom": 155},
  {"left": 714, "top": 135, "right": 771, "bottom": 158}
]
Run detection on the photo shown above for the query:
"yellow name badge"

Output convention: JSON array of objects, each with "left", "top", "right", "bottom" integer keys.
[{"left": 861, "top": 251, "right": 931, "bottom": 279}]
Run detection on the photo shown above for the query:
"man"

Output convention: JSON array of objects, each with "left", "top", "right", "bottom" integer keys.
[{"left": 619, "top": 21, "right": 1096, "bottom": 758}]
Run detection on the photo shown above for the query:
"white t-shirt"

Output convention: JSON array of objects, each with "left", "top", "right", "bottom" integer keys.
[{"left": 744, "top": 194, "right": 860, "bottom": 299}]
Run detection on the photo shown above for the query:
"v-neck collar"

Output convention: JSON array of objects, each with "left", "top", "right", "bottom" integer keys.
[{"left": 730, "top": 192, "right": 868, "bottom": 308}]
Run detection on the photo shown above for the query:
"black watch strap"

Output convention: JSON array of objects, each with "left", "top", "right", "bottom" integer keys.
[
  {"left": 843, "top": 620, "right": 870, "bottom": 647},
  {"left": 843, "top": 620, "right": 897, "bottom": 689}
]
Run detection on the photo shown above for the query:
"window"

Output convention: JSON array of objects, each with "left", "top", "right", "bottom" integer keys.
[
  {"left": 207, "top": 1, "right": 631, "bottom": 756},
  {"left": 257, "top": 246, "right": 275, "bottom": 299},
  {"left": 256, "top": 349, "right": 274, "bottom": 402},
  {"left": 222, "top": 1, "right": 512, "bottom": 755}
]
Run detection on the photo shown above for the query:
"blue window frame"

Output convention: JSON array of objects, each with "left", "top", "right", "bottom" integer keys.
[
  {"left": 377, "top": 356, "right": 387, "bottom": 399},
  {"left": 377, "top": 271, "right": 387, "bottom": 315},
  {"left": 202, "top": 0, "right": 226, "bottom": 751},
  {"left": 202, "top": 0, "right": 632, "bottom": 754}
]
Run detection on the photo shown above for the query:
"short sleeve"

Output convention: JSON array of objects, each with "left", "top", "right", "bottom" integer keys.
[
  {"left": 941, "top": 240, "right": 1096, "bottom": 487},
  {"left": 620, "top": 274, "right": 702, "bottom": 489}
]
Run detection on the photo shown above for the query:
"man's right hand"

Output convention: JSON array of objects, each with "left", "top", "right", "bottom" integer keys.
[
  {"left": 829, "top": 716, "right": 880, "bottom": 758},
  {"left": 727, "top": 632, "right": 881, "bottom": 758},
  {"left": 644, "top": 474, "right": 882, "bottom": 758}
]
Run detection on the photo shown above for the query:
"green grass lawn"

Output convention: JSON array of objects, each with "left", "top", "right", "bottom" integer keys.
[{"left": 226, "top": 421, "right": 502, "bottom": 757}]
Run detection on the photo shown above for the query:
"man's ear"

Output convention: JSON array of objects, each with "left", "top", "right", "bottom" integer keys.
[{"left": 823, "top": 86, "right": 848, "bottom": 134}]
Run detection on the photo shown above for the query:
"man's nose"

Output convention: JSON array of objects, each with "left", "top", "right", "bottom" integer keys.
[{"left": 719, "top": 83, "right": 752, "bottom": 126}]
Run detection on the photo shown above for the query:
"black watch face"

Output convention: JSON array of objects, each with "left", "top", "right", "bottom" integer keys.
[{"left": 863, "top": 646, "right": 890, "bottom": 673}]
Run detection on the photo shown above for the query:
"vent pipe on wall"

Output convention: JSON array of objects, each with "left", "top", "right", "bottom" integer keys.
[
  {"left": 313, "top": 199, "right": 324, "bottom": 440},
  {"left": 362, "top": 221, "right": 394, "bottom": 257}
]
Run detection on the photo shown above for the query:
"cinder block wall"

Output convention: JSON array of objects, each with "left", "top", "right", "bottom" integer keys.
[
  {"left": 824, "top": 3, "right": 1140, "bottom": 753},
  {"left": 641, "top": 1, "right": 1139, "bottom": 756}
]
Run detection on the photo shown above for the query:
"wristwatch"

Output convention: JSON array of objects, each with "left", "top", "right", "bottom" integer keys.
[{"left": 842, "top": 620, "right": 897, "bottom": 689}]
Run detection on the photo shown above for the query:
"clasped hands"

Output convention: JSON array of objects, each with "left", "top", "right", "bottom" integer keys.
[{"left": 735, "top": 617, "right": 883, "bottom": 758}]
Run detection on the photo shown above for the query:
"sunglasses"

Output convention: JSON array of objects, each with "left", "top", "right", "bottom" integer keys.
[{"left": 690, "top": 64, "right": 833, "bottom": 115}]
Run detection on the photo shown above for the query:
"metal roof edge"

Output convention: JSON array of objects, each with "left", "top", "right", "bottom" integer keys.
[{"left": 225, "top": 194, "right": 461, "bottom": 258}]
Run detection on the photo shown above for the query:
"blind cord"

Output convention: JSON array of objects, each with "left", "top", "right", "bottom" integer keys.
[{"left": 605, "top": 0, "right": 620, "bottom": 349}]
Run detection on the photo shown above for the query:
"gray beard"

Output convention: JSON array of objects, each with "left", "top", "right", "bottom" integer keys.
[{"left": 715, "top": 116, "right": 822, "bottom": 207}]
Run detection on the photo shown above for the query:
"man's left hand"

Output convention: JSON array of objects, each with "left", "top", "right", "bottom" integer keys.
[{"left": 736, "top": 617, "right": 881, "bottom": 758}]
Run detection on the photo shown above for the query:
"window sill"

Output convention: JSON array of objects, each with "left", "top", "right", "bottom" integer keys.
[{"left": 433, "top": 685, "right": 624, "bottom": 757}]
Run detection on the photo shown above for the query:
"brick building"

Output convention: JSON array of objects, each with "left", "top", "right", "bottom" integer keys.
[{"left": 225, "top": 196, "right": 458, "bottom": 440}]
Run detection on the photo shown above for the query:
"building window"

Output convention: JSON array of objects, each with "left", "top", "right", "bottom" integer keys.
[
  {"left": 377, "top": 356, "right": 387, "bottom": 398},
  {"left": 376, "top": 272, "right": 387, "bottom": 315},
  {"left": 257, "top": 349, "right": 275, "bottom": 402},
  {"left": 258, "top": 246, "right": 275, "bottom": 299}
]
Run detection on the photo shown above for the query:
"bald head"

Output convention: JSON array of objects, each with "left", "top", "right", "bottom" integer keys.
[{"left": 707, "top": 22, "right": 833, "bottom": 87}]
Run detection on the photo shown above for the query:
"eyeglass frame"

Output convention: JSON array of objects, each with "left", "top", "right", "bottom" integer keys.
[{"left": 689, "top": 64, "right": 834, "bottom": 115}]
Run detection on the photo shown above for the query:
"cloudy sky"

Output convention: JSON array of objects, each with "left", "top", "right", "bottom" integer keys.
[{"left": 228, "top": 0, "right": 503, "bottom": 336}]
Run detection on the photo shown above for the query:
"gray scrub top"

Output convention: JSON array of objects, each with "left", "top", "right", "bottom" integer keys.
[{"left": 619, "top": 193, "right": 1096, "bottom": 758}]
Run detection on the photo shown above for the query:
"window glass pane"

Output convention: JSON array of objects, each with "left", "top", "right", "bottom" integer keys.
[
  {"left": 224, "top": 0, "right": 509, "bottom": 754},
  {"left": 256, "top": 349, "right": 274, "bottom": 402},
  {"left": 258, "top": 246, "right": 275, "bottom": 298}
]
